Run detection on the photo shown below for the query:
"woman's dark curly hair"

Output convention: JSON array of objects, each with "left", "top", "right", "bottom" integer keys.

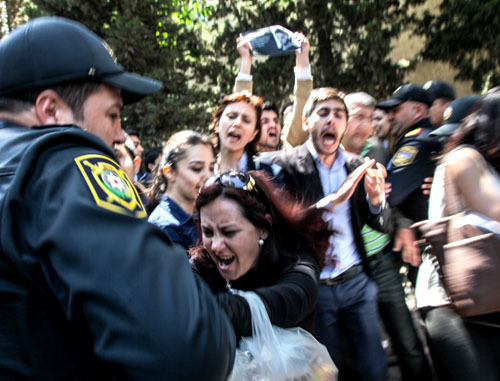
[
  {"left": 189, "top": 170, "right": 332, "bottom": 268},
  {"left": 211, "top": 91, "right": 263, "bottom": 157},
  {"left": 446, "top": 86, "right": 500, "bottom": 172}
]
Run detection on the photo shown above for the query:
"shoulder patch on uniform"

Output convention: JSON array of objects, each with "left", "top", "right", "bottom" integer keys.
[
  {"left": 392, "top": 146, "right": 419, "bottom": 167},
  {"left": 404, "top": 128, "right": 423, "bottom": 137},
  {"left": 74, "top": 154, "right": 146, "bottom": 218}
]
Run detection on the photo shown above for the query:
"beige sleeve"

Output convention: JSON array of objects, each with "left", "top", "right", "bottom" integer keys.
[
  {"left": 233, "top": 79, "right": 253, "bottom": 94},
  {"left": 282, "top": 78, "right": 313, "bottom": 149}
]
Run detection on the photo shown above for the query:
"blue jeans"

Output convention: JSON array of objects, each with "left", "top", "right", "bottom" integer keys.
[{"left": 314, "top": 272, "right": 387, "bottom": 381}]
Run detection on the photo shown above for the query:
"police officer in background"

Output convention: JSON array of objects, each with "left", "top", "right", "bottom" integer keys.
[
  {"left": 430, "top": 95, "right": 480, "bottom": 145},
  {"left": 377, "top": 83, "right": 442, "bottom": 283},
  {"left": 423, "top": 80, "right": 456, "bottom": 127},
  {"left": 0, "top": 17, "right": 235, "bottom": 380}
]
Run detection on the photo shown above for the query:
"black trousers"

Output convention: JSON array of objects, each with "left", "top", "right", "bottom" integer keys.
[{"left": 368, "top": 247, "right": 432, "bottom": 381}]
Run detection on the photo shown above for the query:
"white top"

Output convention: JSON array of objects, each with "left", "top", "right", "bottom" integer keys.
[
  {"left": 415, "top": 156, "right": 500, "bottom": 309},
  {"left": 415, "top": 163, "right": 450, "bottom": 309},
  {"left": 305, "top": 141, "right": 362, "bottom": 279}
]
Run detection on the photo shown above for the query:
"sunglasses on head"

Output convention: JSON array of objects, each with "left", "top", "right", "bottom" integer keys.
[
  {"left": 203, "top": 170, "right": 256, "bottom": 192},
  {"left": 203, "top": 170, "right": 273, "bottom": 216}
]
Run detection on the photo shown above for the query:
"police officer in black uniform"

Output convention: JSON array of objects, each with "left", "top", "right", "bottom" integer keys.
[
  {"left": 430, "top": 95, "right": 480, "bottom": 145},
  {"left": 0, "top": 17, "right": 235, "bottom": 380},
  {"left": 377, "top": 83, "right": 442, "bottom": 281},
  {"left": 423, "top": 80, "right": 456, "bottom": 127}
]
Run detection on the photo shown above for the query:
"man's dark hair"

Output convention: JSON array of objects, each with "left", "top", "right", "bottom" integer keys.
[
  {"left": 127, "top": 130, "right": 139, "bottom": 137},
  {"left": 144, "top": 148, "right": 161, "bottom": 172},
  {"left": 0, "top": 79, "right": 102, "bottom": 120},
  {"left": 263, "top": 101, "right": 279, "bottom": 117}
]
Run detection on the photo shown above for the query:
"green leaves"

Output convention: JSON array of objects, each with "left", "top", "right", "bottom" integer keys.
[
  {"left": 15, "top": 0, "right": 438, "bottom": 148},
  {"left": 416, "top": 0, "right": 499, "bottom": 92}
]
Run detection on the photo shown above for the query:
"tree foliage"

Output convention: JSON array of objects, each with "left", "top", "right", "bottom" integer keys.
[
  {"left": 208, "top": 0, "right": 425, "bottom": 104},
  {"left": 8, "top": 0, "right": 429, "bottom": 148},
  {"left": 416, "top": 0, "right": 500, "bottom": 92},
  {"left": 0, "top": 0, "right": 30, "bottom": 36},
  {"left": 25, "top": 0, "right": 219, "bottom": 147}
]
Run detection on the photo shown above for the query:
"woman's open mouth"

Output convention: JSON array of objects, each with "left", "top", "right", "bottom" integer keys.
[
  {"left": 227, "top": 131, "right": 241, "bottom": 143},
  {"left": 216, "top": 255, "right": 235, "bottom": 270}
]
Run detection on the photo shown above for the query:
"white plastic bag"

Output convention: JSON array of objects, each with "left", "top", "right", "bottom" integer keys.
[{"left": 229, "top": 290, "right": 338, "bottom": 381}]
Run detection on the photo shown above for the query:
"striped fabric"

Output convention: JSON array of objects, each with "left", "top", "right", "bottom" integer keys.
[{"left": 362, "top": 224, "right": 391, "bottom": 257}]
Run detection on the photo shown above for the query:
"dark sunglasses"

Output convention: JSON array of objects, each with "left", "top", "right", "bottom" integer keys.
[{"left": 203, "top": 170, "right": 256, "bottom": 192}]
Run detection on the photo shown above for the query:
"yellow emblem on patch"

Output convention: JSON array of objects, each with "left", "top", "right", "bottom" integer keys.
[
  {"left": 392, "top": 146, "right": 419, "bottom": 167},
  {"left": 404, "top": 128, "right": 423, "bottom": 137},
  {"left": 74, "top": 154, "right": 146, "bottom": 218}
]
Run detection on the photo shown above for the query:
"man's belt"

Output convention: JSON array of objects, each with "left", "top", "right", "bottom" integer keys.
[{"left": 319, "top": 264, "right": 364, "bottom": 286}]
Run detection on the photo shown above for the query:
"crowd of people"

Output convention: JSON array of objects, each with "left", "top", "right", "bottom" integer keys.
[{"left": 0, "top": 15, "right": 499, "bottom": 381}]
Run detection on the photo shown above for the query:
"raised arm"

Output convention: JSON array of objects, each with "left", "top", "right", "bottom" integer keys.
[
  {"left": 282, "top": 33, "right": 313, "bottom": 149},
  {"left": 233, "top": 36, "right": 253, "bottom": 94}
]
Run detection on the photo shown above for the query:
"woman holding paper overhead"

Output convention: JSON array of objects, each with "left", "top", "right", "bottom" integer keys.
[
  {"left": 211, "top": 92, "right": 280, "bottom": 178},
  {"left": 233, "top": 30, "right": 314, "bottom": 150}
]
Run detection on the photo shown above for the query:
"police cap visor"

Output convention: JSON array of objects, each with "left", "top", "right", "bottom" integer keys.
[
  {"left": 377, "top": 83, "right": 432, "bottom": 110},
  {"left": 0, "top": 17, "right": 162, "bottom": 104}
]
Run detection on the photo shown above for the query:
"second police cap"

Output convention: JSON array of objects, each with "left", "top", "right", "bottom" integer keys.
[
  {"left": 423, "top": 80, "right": 456, "bottom": 103},
  {"left": 430, "top": 96, "right": 480, "bottom": 137},
  {"left": 376, "top": 83, "right": 432, "bottom": 109},
  {"left": 0, "top": 17, "right": 162, "bottom": 104}
]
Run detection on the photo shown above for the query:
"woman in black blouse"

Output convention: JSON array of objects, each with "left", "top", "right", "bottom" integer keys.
[{"left": 189, "top": 170, "right": 331, "bottom": 340}]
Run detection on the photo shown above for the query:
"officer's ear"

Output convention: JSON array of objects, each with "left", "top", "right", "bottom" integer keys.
[
  {"left": 35, "top": 89, "right": 74, "bottom": 125},
  {"left": 414, "top": 103, "right": 428, "bottom": 121}
]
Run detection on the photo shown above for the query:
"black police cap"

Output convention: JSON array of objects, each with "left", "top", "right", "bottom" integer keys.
[
  {"left": 376, "top": 83, "right": 432, "bottom": 109},
  {"left": 423, "top": 80, "right": 456, "bottom": 103},
  {"left": 431, "top": 95, "right": 480, "bottom": 137},
  {"left": 0, "top": 17, "right": 162, "bottom": 104}
]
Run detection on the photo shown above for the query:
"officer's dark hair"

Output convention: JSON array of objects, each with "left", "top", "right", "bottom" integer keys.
[
  {"left": 0, "top": 79, "right": 102, "bottom": 120},
  {"left": 437, "top": 96, "right": 454, "bottom": 103},
  {"left": 147, "top": 130, "right": 215, "bottom": 213},
  {"left": 189, "top": 170, "right": 332, "bottom": 268},
  {"left": 446, "top": 86, "right": 500, "bottom": 172}
]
